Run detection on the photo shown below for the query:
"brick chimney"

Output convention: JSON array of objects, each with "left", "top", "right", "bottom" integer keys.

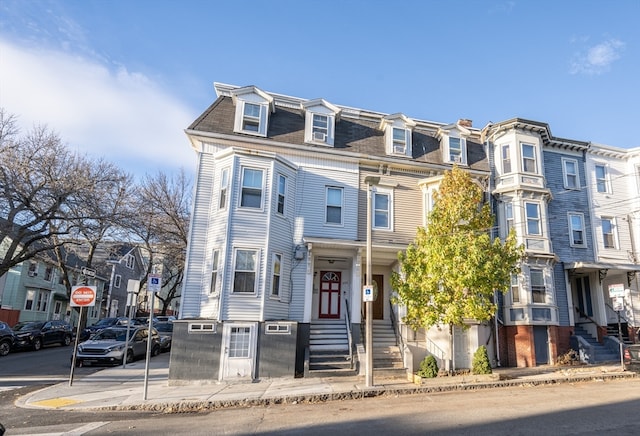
[{"left": 458, "top": 119, "right": 472, "bottom": 127}]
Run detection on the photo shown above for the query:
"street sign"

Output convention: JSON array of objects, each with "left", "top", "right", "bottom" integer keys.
[
  {"left": 613, "top": 296, "right": 624, "bottom": 311},
  {"left": 363, "top": 285, "right": 374, "bottom": 302},
  {"left": 70, "top": 286, "right": 97, "bottom": 307},
  {"left": 148, "top": 274, "right": 162, "bottom": 293},
  {"left": 81, "top": 267, "right": 96, "bottom": 278},
  {"left": 608, "top": 283, "right": 625, "bottom": 297}
]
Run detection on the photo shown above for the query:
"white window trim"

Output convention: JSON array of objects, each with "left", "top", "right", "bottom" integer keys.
[
  {"left": 568, "top": 212, "right": 586, "bottom": 247},
  {"left": 525, "top": 201, "right": 541, "bottom": 236},
  {"left": 126, "top": 254, "right": 135, "bottom": 269},
  {"left": 24, "top": 289, "right": 50, "bottom": 312},
  {"left": 447, "top": 136, "right": 467, "bottom": 164},
  {"left": 239, "top": 167, "right": 264, "bottom": 210},
  {"left": 562, "top": 157, "right": 580, "bottom": 190},
  {"left": 594, "top": 163, "right": 610, "bottom": 194},
  {"left": 325, "top": 186, "right": 344, "bottom": 226},
  {"left": 504, "top": 201, "right": 514, "bottom": 237},
  {"left": 232, "top": 248, "right": 259, "bottom": 294},
  {"left": 233, "top": 100, "right": 269, "bottom": 137},
  {"left": 270, "top": 253, "right": 282, "bottom": 298},
  {"left": 219, "top": 168, "right": 230, "bottom": 210},
  {"left": 305, "top": 112, "right": 335, "bottom": 146},
  {"left": 529, "top": 268, "right": 547, "bottom": 304},
  {"left": 372, "top": 187, "right": 393, "bottom": 231},
  {"left": 276, "top": 174, "right": 286, "bottom": 216},
  {"left": 501, "top": 144, "right": 512, "bottom": 174},
  {"left": 601, "top": 216, "right": 617, "bottom": 249},
  {"left": 521, "top": 143, "right": 538, "bottom": 174},
  {"left": 210, "top": 249, "right": 220, "bottom": 295},
  {"left": 114, "top": 274, "right": 122, "bottom": 288}
]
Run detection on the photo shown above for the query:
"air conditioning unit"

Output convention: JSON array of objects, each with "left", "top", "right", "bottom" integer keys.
[
  {"left": 313, "top": 131, "right": 327, "bottom": 142},
  {"left": 28, "top": 271, "right": 37, "bottom": 277},
  {"left": 453, "top": 155, "right": 462, "bottom": 163}
]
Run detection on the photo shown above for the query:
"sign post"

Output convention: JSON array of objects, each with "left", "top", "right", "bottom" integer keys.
[
  {"left": 143, "top": 274, "right": 162, "bottom": 400},
  {"left": 68, "top": 286, "right": 97, "bottom": 386},
  {"left": 609, "top": 284, "right": 626, "bottom": 370}
]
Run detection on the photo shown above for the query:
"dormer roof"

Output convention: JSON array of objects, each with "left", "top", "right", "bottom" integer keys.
[
  {"left": 231, "top": 85, "right": 275, "bottom": 113},
  {"left": 301, "top": 98, "right": 341, "bottom": 120},
  {"left": 378, "top": 113, "right": 416, "bottom": 130}
]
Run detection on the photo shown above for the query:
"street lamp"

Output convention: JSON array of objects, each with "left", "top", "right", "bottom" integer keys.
[{"left": 364, "top": 175, "right": 380, "bottom": 388}]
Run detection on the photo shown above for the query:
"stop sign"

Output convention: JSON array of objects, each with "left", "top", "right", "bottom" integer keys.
[{"left": 70, "top": 286, "right": 97, "bottom": 307}]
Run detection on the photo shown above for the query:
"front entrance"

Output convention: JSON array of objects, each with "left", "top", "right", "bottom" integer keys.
[
  {"left": 372, "top": 275, "right": 384, "bottom": 320},
  {"left": 574, "top": 276, "right": 593, "bottom": 319},
  {"left": 453, "top": 326, "right": 471, "bottom": 369},
  {"left": 319, "top": 271, "right": 341, "bottom": 319},
  {"left": 533, "top": 326, "right": 549, "bottom": 365},
  {"left": 220, "top": 322, "right": 257, "bottom": 380}
]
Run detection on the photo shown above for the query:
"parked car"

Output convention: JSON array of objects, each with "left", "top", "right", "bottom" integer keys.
[
  {"left": 83, "top": 317, "right": 140, "bottom": 339},
  {"left": 156, "top": 315, "right": 176, "bottom": 323},
  {"left": 154, "top": 321, "right": 173, "bottom": 352},
  {"left": 73, "top": 326, "right": 160, "bottom": 366},
  {"left": 12, "top": 320, "right": 73, "bottom": 350},
  {"left": 0, "top": 321, "right": 16, "bottom": 356},
  {"left": 624, "top": 344, "right": 640, "bottom": 368}
]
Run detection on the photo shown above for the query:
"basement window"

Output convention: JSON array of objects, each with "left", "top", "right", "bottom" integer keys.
[
  {"left": 188, "top": 322, "right": 217, "bottom": 334},
  {"left": 265, "top": 323, "right": 290, "bottom": 334}
]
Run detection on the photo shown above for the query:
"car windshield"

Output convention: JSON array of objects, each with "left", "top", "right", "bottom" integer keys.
[
  {"left": 93, "top": 329, "right": 132, "bottom": 341},
  {"left": 13, "top": 322, "right": 43, "bottom": 331},
  {"left": 155, "top": 323, "right": 173, "bottom": 333}
]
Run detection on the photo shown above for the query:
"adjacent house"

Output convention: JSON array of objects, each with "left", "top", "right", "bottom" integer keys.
[{"left": 171, "top": 83, "right": 640, "bottom": 382}]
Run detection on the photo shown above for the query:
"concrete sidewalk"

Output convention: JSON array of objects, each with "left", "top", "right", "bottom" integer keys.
[{"left": 16, "top": 353, "right": 637, "bottom": 413}]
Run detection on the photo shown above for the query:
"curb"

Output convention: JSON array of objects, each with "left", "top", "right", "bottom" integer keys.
[{"left": 89, "top": 371, "right": 638, "bottom": 414}]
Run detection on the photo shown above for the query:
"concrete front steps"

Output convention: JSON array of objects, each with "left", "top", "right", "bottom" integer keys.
[
  {"left": 573, "top": 325, "right": 619, "bottom": 363},
  {"left": 308, "top": 319, "right": 355, "bottom": 377},
  {"left": 372, "top": 319, "right": 406, "bottom": 379}
]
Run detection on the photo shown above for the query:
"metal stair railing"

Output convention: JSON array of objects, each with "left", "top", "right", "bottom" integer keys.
[{"left": 344, "top": 297, "right": 354, "bottom": 369}]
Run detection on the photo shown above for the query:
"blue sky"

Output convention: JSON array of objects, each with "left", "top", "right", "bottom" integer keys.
[{"left": 1, "top": 0, "right": 638, "bottom": 178}]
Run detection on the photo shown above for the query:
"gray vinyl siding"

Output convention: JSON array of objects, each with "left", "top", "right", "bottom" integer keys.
[
  {"left": 295, "top": 166, "right": 359, "bottom": 240},
  {"left": 553, "top": 263, "right": 570, "bottom": 326},
  {"left": 264, "top": 161, "right": 298, "bottom": 320},
  {"left": 357, "top": 169, "right": 426, "bottom": 245},
  {"left": 222, "top": 156, "right": 273, "bottom": 320},
  {"left": 544, "top": 150, "right": 596, "bottom": 263},
  {"left": 181, "top": 153, "right": 216, "bottom": 318}
]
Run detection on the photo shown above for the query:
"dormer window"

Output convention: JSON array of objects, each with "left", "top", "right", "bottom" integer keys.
[
  {"left": 437, "top": 122, "right": 470, "bottom": 165},
  {"left": 231, "top": 86, "right": 274, "bottom": 137},
  {"left": 393, "top": 128, "right": 407, "bottom": 154},
  {"left": 302, "top": 99, "right": 341, "bottom": 146},
  {"left": 379, "top": 114, "right": 415, "bottom": 157},
  {"left": 312, "top": 114, "right": 328, "bottom": 143}
]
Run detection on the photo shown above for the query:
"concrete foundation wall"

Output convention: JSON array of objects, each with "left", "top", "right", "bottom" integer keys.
[
  {"left": 258, "top": 322, "right": 298, "bottom": 379},
  {"left": 168, "top": 320, "right": 221, "bottom": 381}
]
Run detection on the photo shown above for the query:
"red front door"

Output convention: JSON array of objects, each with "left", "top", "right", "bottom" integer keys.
[{"left": 319, "top": 271, "right": 341, "bottom": 319}]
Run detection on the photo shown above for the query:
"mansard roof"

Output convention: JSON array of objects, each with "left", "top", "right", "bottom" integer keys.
[{"left": 188, "top": 86, "right": 490, "bottom": 172}]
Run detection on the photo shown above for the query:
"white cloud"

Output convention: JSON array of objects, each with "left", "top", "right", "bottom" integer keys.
[
  {"left": 0, "top": 38, "right": 196, "bottom": 177},
  {"left": 569, "top": 38, "right": 625, "bottom": 75}
]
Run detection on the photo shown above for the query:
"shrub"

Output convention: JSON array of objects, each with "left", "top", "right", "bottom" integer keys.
[
  {"left": 417, "top": 355, "right": 439, "bottom": 378},
  {"left": 471, "top": 345, "right": 492, "bottom": 375}
]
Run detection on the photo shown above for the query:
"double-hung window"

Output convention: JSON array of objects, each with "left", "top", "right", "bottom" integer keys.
[
  {"left": 242, "top": 103, "right": 261, "bottom": 133},
  {"left": 530, "top": 269, "right": 546, "bottom": 303},
  {"left": 44, "top": 266, "right": 53, "bottom": 282},
  {"left": 449, "top": 137, "right": 463, "bottom": 163},
  {"left": 502, "top": 145, "right": 512, "bottom": 173},
  {"left": 525, "top": 202, "right": 541, "bottom": 235},
  {"left": 563, "top": 159, "right": 579, "bottom": 189},
  {"left": 114, "top": 275, "right": 122, "bottom": 288},
  {"left": 601, "top": 217, "right": 616, "bottom": 248},
  {"left": 126, "top": 254, "right": 134, "bottom": 269},
  {"left": 326, "top": 187, "right": 343, "bottom": 225},
  {"left": 25, "top": 289, "right": 50, "bottom": 312},
  {"left": 240, "top": 168, "right": 263, "bottom": 209},
  {"left": 595, "top": 164, "right": 608, "bottom": 193},
  {"left": 504, "top": 201, "right": 514, "bottom": 234},
  {"left": 521, "top": 143, "right": 537, "bottom": 173},
  {"left": 276, "top": 175, "right": 286, "bottom": 215},
  {"left": 210, "top": 249, "right": 219, "bottom": 295},
  {"left": 373, "top": 190, "right": 391, "bottom": 230},
  {"left": 233, "top": 249, "right": 257, "bottom": 293},
  {"left": 392, "top": 128, "right": 407, "bottom": 154},
  {"left": 219, "top": 168, "right": 229, "bottom": 210},
  {"left": 569, "top": 213, "right": 585, "bottom": 247},
  {"left": 511, "top": 274, "right": 520, "bottom": 303},
  {"left": 271, "top": 253, "right": 282, "bottom": 297},
  {"left": 312, "top": 114, "right": 328, "bottom": 143}
]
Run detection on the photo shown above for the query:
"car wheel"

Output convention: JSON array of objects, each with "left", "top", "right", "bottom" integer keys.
[
  {"left": 0, "top": 340, "right": 10, "bottom": 357},
  {"left": 32, "top": 338, "right": 42, "bottom": 351},
  {"left": 152, "top": 345, "right": 160, "bottom": 357},
  {"left": 125, "top": 350, "right": 134, "bottom": 364},
  {"left": 74, "top": 358, "right": 83, "bottom": 367},
  {"left": 62, "top": 335, "right": 71, "bottom": 346}
]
